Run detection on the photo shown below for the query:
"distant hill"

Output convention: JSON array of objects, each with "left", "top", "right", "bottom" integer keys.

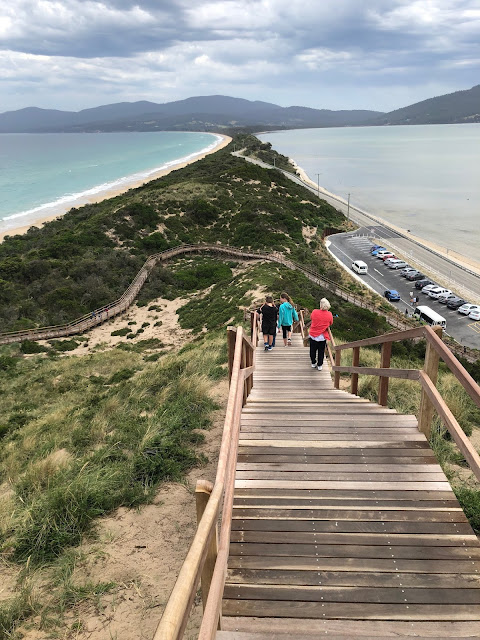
[
  {"left": 367, "top": 84, "right": 480, "bottom": 126},
  {"left": 0, "top": 95, "right": 382, "bottom": 133}
]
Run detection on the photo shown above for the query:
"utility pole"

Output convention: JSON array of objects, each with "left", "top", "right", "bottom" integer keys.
[
  {"left": 347, "top": 193, "right": 351, "bottom": 221},
  {"left": 316, "top": 173, "right": 320, "bottom": 198}
]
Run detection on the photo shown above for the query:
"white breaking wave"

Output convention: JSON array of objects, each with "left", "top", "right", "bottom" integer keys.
[{"left": 1, "top": 134, "right": 223, "bottom": 225}]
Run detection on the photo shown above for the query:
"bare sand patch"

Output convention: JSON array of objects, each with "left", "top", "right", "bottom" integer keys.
[{"left": 61, "top": 297, "right": 191, "bottom": 357}]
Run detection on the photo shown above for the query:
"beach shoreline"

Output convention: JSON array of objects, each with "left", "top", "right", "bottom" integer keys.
[
  {"left": 290, "top": 159, "right": 480, "bottom": 277},
  {"left": 0, "top": 133, "right": 232, "bottom": 244}
]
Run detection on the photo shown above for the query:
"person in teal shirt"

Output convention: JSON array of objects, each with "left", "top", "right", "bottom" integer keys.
[{"left": 278, "top": 292, "right": 298, "bottom": 346}]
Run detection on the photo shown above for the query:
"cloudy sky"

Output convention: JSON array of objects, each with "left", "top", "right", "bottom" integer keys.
[{"left": 1, "top": 0, "right": 479, "bottom": 114}]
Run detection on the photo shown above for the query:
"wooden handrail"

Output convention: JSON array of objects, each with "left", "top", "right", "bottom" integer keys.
[
  {"left": 155, "top": 322, "right": 257, "bottom": 638},
  {"left": 329, "top": 324, "right": 480, "bottom": 482},
  {"left": 419, "top": 371, "right": 480, "bottom": 478},
  {"left": 153, "top": 481, "right": 223, "bottom": 640},
  {"left": 333, "top": 366, "right": 420, "bottom": 380},
  {"left": 334, "top": 326, "right": 426, "bottom": 351}
]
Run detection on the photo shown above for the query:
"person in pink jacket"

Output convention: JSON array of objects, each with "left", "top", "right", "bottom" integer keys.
[{"left": 309, "top": 298, "right": 333, "bottom": 371}]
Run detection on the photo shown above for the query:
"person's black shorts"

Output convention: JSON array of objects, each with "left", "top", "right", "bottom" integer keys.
[
  {"left": 262, "top": 321, "right": 276, "bottom": 336},
  {"left": 281, "top": 325, "right": 292, "bottom": 339}
]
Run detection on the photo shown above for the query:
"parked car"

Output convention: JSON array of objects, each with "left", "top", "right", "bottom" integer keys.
[
  {"left": 458, "top": 303, "right": 480, "bottom": 315},
  {"left": 406, "top": 272, "right": 426, "bottom": 281},
  {"left": 415, "top": 279, "right": 434, "bottom": 290},
  {"left": 384, "top": 257, "right": 398, "bottom": 266},
  {"left": 371, "top": 247, "right": 386, "bottom": 256},
  {"left": 428, "top": 287, "right": 451, "bottom": 300},
  {"left": 422, "top": 284, "right": 438, "bottom": 295},
  {"left": 352, "top": 260, "right": 368, "bottom": 274},
  {"left": 446, "top": 297, "right": 467, "bottom": 310},
  {"left": 377, "top": 250, "right": 394, "bottom": 259},
  {"left": 380, "top": 253, "right": 396, "bottom": 261},
  {"left": 384, "top": 289, "right": 401, "bottom": 301},
  {"left": 388, "top": 260, "right": 408, "bottom": 269},
  {"left": 400, "top": 268, "right": 417, "bottom": 277},
  {"left": 438, "top": 292, "right": 457, "bottom": 304},
  {"left": 469, "top": 309, "right": 480, "bottom": 321},
  {"left": 370, "top": 245, "right": 383, "bottom": 252}
]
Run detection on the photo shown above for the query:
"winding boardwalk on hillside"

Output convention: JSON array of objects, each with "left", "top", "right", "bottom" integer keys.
[{"left": 217, "top": 334, "right": 480, "bottom": 638}]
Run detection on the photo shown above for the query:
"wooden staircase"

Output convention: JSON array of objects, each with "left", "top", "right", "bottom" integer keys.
[{"left": 218, "top": 334, "right": 480, "bottom": 638}]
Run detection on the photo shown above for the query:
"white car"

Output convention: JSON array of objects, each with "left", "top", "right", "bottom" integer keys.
[
  {"left": 428, "top": 287, "right": 451, "bottom": 299},
  {"left": 377, "top": 250, "right": 393, "bottom": 259},
  {"left": 458, "top": 303, "right": 479, "bottom": 315},
  {"left": 469, "top": 309, "right": 480, "bottom": 321},
  {"left": 422, "top": 284, "right": 438, "bottom": 295}
]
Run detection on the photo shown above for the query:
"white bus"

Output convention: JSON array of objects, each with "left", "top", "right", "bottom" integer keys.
[{"left": 413, "top": 305, "right": 447, "bottom": 329}]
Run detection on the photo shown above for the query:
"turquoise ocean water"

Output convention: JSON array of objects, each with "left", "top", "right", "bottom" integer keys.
[
  {"left": 259, "top": 125, "right": 480, "bottom": 261},
  {"left": 0, "top": 131, "right": 221, "bottom": 234}
]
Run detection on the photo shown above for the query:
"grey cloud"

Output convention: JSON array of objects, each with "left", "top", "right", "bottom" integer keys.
[{"left": 1, "top": 0, "right": 480, "bottom": 112}]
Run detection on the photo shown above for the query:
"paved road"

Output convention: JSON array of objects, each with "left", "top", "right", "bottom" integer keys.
[
  {"left": 328, "top": 229, "right": 480, "bottom": 350},
  {"left": 235, "top": 152, "right": 480, "bottom": 304}
]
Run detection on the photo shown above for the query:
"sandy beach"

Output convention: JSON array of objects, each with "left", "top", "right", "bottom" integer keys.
[
  {"left": 291, "top": 160, "right": 480, "bottom": 277},
  {"left": 0, "top": 134, "right": 231, "bottom": 244}
]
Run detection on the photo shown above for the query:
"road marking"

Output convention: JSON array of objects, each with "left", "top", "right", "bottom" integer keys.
[
  {"left": 468, "top": 322, "right": 480, "bottom": 334},
  {"left": 374, "top": 269, "right": 383, "bottom": 276}
]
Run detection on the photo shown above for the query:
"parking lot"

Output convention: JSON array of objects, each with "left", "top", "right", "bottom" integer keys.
[{"left": 327, "top": 229, "right": 480, "bottom": 350}]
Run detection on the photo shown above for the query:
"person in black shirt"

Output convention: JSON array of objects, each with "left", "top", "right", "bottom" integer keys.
[{"left": 257, "top": 296, "right": 278, "bottom": 351}]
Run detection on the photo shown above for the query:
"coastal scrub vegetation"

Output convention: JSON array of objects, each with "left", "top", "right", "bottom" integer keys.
[{"left": 0, "top": 133, "right": 348, "bottom": 332}]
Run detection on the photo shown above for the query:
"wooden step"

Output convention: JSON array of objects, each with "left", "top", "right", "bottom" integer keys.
[{"left": 218, "top": 618, "right": 480, "bottom": 637}]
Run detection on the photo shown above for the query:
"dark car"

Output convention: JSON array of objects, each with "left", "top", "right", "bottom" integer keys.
[
  {"left": 384, "top": 289, "right": 401, "bottom": 301},
  {"left": 447, "top": 297, "right": 467, "bottom": 310},
  {"left": 415, "top": 279, "right": 434, "bottom": 289},
  {"left": 406, "top": 271, "right": 426, "bottom": 281}
]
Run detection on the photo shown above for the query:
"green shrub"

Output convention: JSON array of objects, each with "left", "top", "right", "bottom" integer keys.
[
  {"left": 111, "top": 327, "right": 130, "bottom": 337},
  {"left": 20, "top": 340, "right": 48, "bottom": 354}
]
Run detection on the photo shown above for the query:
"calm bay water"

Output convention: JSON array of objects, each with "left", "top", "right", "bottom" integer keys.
[
  {"left": 259, "top": 125, "right": 480, "bottom": 261},
  {"left": 0, "top": 131, "right": 220, "bottom": 234}
]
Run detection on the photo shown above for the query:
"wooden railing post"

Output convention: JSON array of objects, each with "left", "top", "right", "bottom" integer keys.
[
  {"left": 242, "top": 340, "right": 248, "bottom": 406},
  {"left": 378, "top": 342, "right": 392, "bottom": 406},
  {"left": 195, "top": 480, "right": 218, "bottom": 614},
  {"left": 227, "top": 327, "right": 236, "bottom": 384},
  {"left": 418, "top": 327, "right": 442, "bottom": 439},
  {"left": 350, "top": 347, "right": 359, "bottom": 395},
  {"left": 334, "top": 348, "right": 341, "bottom": 389}
]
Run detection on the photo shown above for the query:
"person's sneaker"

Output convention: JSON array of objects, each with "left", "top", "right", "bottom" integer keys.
[
  {"left": 311, "top": 363, "right": 317, "bottom": 368},
  {"left": 268, "top": 346, "right": 273, "bottom": 351},
  {"left": 317, "top": 365, "right": 323, "bottom": 371},
  {"left": 287, "top": 339, "right": 292, "bottom": 346},
  {"left": 264, "top": 344, "right": 269, "bottom": 351}
]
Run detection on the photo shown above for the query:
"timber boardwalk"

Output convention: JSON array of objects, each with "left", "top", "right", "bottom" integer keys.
[{"left": 218, "top": 334, "right": 480, "bottom": 638}]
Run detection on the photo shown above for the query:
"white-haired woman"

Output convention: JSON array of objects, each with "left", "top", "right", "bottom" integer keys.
[{"left": 309, "top": 297, "right": 333, "bottom": 371}]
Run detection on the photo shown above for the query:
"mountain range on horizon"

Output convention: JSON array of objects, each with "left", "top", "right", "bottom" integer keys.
[{"left": 1, "top": 85, "right": 479, "bottom": 133}]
